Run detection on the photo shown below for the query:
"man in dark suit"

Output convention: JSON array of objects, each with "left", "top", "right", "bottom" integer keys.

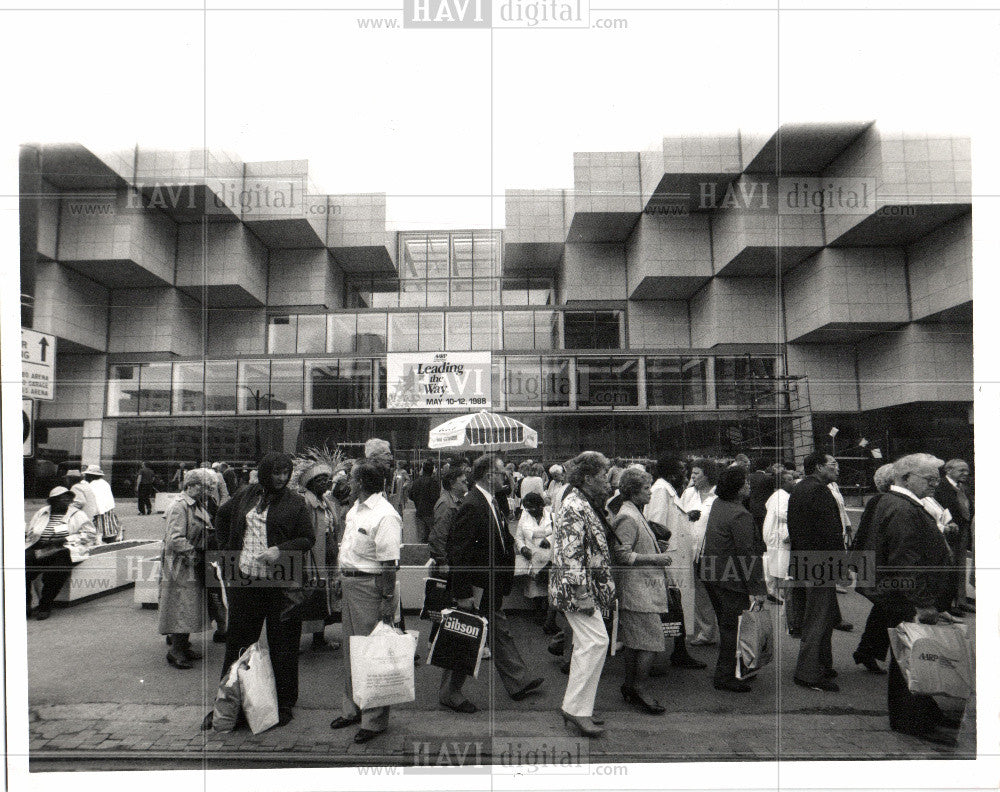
[
  {"left": 440, "top": 454, "right": 543, "bottom": 713},
  {"left": 872, "top": 453, "right": 957, "bottom": 746},
  {"left": 934, "top": 459, "right": 974, "bottom": 615},
  {"left": 788, "top": 451, "right": 844, "bottom": 692}
]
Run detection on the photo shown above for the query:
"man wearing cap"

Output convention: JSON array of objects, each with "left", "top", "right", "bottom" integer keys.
[
  {"left": 65, "top": 469, "right": 98, "bottom": 520},
  {"left": 84, "top": 465, "right": 122, "bottom": 542},
  {"left": 299, "top": 462, "right": 340, "bottom": 652},
  {"left": 26, "top": 487, "right": 99, "bottom": 618}
]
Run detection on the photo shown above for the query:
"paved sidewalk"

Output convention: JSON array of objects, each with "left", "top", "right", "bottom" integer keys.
[{"left": 25, "top": 582, "right": 976, "bottom": 769}]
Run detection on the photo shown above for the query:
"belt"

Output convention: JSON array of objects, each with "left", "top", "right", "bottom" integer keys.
[{"left": 340, "top": 568, "right": 378, "bottom": 577}]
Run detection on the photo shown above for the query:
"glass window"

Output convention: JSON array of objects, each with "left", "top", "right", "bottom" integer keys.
[
  {"left": 593, "top": 312, "right": 622, "bottom": 348},
  {"left": 577, "top": 357, "right": 638, "bottom": 408},
  {"left": 563, "top": 312, "right": 592, "bottom": 349},
  {"left": 328, "top": 314, "right": 356, "bottom": 355},
  {"left": 401, "top": 235, "right": 429, "bottom": 279},
  {"left": 426, "top": 235, "right": 450, "bottom": 278},
  {"left": 355, "top": 313, "right": 387, "bottom": 354},
  {"left": 534, "top": 311, "right": 559, "bottom": 351},
  {"left": 540, "top": 356, "right": 572, "bottom": 408},
  {"left": 452, "top": 234, "right": 473, "bottom": 277},
  {"left": 471, "top": 311, "right": 502, "bottom": 351},
  {"left": 267, "top": 315, "right": 296, "bottom": 354},
  {"left": 238, "top": 360, "right": 271, "bottom": 413},
  {"left": 345, "top": 278, "right": 373, "bottom": 308},
  {"left": 473, "top": 279, "right": 500, "bottom": 307},
  {"left": 472, "top": 233, "right": 499, "bottom": 278},
  {"left": 309, "top": 361, "right": 371, "bottom": 411},
  {"left": 504, "top": 357, "right": 541, "bottom": 410},
  {"left": 205, "top": 360, "right": 237, "bottom": 413},
  {"left": 139, "top": 362, "right": 172, "bottom": 415},
  {"left": 504, "top": 311, "right": 534, "bottom": 350},
  {"left": 715, "top": 356, "right": 778, "bottom": 408},
  {"left": 388, "top": 313, "right": 419, "bottom": 352},
  {"left": 399, "top": 280, "right": 426, "bottom": 308},
  {"left": 339, "top": 359, "right": 374, "bottom": 411},
  {"left": 426, "top": 279, "right": 449, "bottom": 307},
  {"left": 445, "top": 311, "right": 472, "bottom": 351},
  {"left": 107, "top": 364, "right": 139, "bottom": 416},
  {"left": 646, "top": 357, "right": 683, "bottom": 407},
  {"left": 683, "top": 358, "right": 708, "bottom": 407},
  {"left": 418, "top": 312, "right": 444, "bottom": 351},
  {"left": 528, "top": 280, "right": 553, "bottom": 305},
  {"left": 450, "top": 279, "right": 473, "bottom": 306},
  {"left": 501, "top": 280, "right": 528, "bottom": 305},
  {"left": 173, "top": 361, "right": 205, "bottom": 414},
  {"left": 269, "top": 360, "right": 304, "bottom": 413},
  {"left": 296, "top": 314, "right": 326, "bottom": 354},
  {"left": 370, "top": 286, "right": 398, "bottom": 308}
]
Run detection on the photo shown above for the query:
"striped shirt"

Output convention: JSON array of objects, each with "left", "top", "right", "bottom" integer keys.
[
  {"left": 40, "top": 512, "right": 70, "bottom": 543},
  {"left": 239, "top": 506, "right": 270, "bottom": 578}
]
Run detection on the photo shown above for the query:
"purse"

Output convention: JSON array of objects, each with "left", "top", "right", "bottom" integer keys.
[{"left": 280, "top": 548, "right": 331, "bottom": 622}]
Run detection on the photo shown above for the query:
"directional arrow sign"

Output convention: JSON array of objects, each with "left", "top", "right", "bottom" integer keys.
[
  {"left": 22, "top": 328, "right": 56, "bottom": 401},
  {"left": 23, "top": 399, "right": 34, "bottom": 458}
]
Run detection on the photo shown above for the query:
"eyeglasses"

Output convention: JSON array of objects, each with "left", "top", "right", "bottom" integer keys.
[{"left": 910, "top": 473, "right": 940, "bottom": 487}]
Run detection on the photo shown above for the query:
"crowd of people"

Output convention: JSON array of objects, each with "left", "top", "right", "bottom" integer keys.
[{"left": 25, "top": 441, "right": 974, "bottom": 749}]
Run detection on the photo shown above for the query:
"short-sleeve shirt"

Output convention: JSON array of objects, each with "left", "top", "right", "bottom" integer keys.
[{"left": 338, "top": 492, "right": 403, "bottom": 574}]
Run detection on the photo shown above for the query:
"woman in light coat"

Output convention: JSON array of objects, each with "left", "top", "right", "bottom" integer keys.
[
  {"left": 611, "top": 468, "right": 675, "bottom": 714},
  {"left": 158, "top": 468, "right": 214, "bottom": 668},
  {"left": 26, "top": 487, "right": 99, "bottom": 619},
  {"left": 762, "top": 469, "right": 796, "bottom": 600}
]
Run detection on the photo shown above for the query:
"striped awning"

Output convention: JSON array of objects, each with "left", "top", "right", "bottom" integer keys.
[{"left": 429, "top": 410, "right": 538, "bottom": 451}]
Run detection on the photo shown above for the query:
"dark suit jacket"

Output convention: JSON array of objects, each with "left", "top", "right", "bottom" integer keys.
[
  {"left": 934, "top": 478, "right": 972, "bottom": 542},
  {"left": 447, "top": 486, "right": 515, "bottom": 600},
  {"left": 871, "top": 490, "right": 952, "bottom": 612},
  {"left": 787, "top": 475, "right": 845, "bottom": 580},
  {"left": 701, "top": 498, "right": 767, "bottom": 596}
]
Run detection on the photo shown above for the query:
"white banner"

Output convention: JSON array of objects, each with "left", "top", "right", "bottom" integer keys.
[{"left": 386, "top": 352, "right": 492, "bottom": 410}]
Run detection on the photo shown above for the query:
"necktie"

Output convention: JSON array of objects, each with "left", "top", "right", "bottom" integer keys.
[{"left": 490, "top": 496, "right": 508, "bottom": 553}]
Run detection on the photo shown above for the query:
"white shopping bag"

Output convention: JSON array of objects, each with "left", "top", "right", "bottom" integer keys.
[
  {"left": 736, "top": 602, "right": 774, "bottom": 680},
  {"left": 236, "top": 642, "right": 280, "bottom": 734},
  {"left": 888, "top": 621, "right": 974, "bottom": 700},
  {"left": 350, "top": 622, "right": 417, "bottom": 710}
]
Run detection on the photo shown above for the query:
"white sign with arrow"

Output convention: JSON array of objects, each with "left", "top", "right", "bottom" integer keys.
[{"left": 22, "top": 328, "right": 56, "bottom": 401}]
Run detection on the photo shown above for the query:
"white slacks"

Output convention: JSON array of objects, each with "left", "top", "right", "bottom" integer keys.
[{"left": 561, "top": 608, "right": 609, "bottom": 717}]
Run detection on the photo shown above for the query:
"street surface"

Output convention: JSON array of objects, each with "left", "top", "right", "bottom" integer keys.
[{"left": 22, "top": 501, "right": 976, "bottom": 769}]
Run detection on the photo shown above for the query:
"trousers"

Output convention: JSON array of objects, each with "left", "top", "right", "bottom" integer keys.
[
  {"left": 340, "top": 575, "right": 393, "bottom": 732},
  {"left": 560, "top": 609, "right": 609, "bottom": 717},
  {"left": 794, "top": 585, "right": 841, "bottom": 684},
  {"left": 704, "top": 583, "right": 749, "bottom": 683},
  {"left": 855, "top": 601, "right": 890, "bottom": 662},
  {"left": 220, "top": 586, "right": 302, "bottom": 712},
  {"left": 440, "top": 587, "right": 530, "bottom": 702},
  {"left": 26, "top": 547, "right": 74, "bottom": 609},
  {"left": 691, "top": 564, "right": 719, "bottom": 643}
]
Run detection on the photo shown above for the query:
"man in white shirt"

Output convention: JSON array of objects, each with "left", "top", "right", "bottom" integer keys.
[
  {"left": 331, "top": 461, "right": 403, "bottom": 744},
  {"left": 679, "top": 459, "right": 720, "bottom": 645}
]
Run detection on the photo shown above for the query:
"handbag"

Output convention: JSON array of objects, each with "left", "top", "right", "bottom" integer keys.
[
  {"left": 428, "top": 607, "right": 488, "bottom": 677},
  {"left": 350, "top": 622, "right": 417, "bottom": 709},
  {"left": 736, "top": 600, "right": 774, "bottom": 680},
  {"left": 280, "top": 548, "right": 330, "bottom": 622},
  {"left": 888, "top": 620, "right": 973, "bottom": 699}
]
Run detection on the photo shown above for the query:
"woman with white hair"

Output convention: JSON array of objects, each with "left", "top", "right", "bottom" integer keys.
[
  {"left": 158, "top": 468, "right": 215, "bottom": 668},
  {"left": 850, "top": 462, "right": 896, "bottom": 674}
]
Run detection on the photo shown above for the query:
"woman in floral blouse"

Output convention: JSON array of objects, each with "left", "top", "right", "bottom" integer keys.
[{"left": 550, "top": 451, "right": 616, "bottom": 738}]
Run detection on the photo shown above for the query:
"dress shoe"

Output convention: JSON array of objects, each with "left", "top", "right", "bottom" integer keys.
[
  {"left": 853, "top": 651, "right": 886, "bottom": 674},
  {"left": 671, "top": 654, "right": 707, "bottom": 670},
  {"left": 547, "top": 636, "right": 566, "bottom": 656},
  {"left": 542, "top": 621, "right": 560, "bottom": 636},
  {"left": 834, "top": 622, "right": 853, "bottom": 632},
  {"left": 891, "top": 725, "right": 957, "bottom": 747},
  {"left": 960, "top": 602, "right": 975, "bottom": 613},
  {"left": 354, "top": 728, "right": 383, "bottom": 744},
  {"left": 277, "top": 708, "right": 294, "bottom": 727},
  {"left": 823, "top": 668, "right": 838, "bottom": 679},
  {"left": 591, "top": 713, "right": 605, "bottom": 725},
  {"left": 559, "top": 709, "right": 604, "bottom": 737},
  {"left": 440, "top": 699, "right": 477, "bottom": 713},
  {"left": 201, "top": 711, "right": 214, "bottom": 731},
  {"left": 766, "top": 594, "right": 784, "bottom": 605},
  {"left": 713, "top": 679, "right": 752, "bottom": 693},
  {"left": 35, "top": 608, "right": 51, "bottom": 621},
  {"left": 166, "top": 650, "right": 193, "bottom": 669},
  {"left": 330, "top": 714, "right": 362, "bottom": 729},
  {"left": 182, "top": 644, "right": 203, "bottom": 661},
  {"left": 481, "top": 646, "right": 491, "bottom": 660},
  {"left": 621, "top": 684, "right": 666, "bottom": 714},
  {"left": 312, "top": 639, "right": 339, "bottom": 652},
  {"left": 510, "top": 677, "right": 544, "bottom": 701},
  {"left": 794, "top": 676, "right": 839, "bottom": 692}
]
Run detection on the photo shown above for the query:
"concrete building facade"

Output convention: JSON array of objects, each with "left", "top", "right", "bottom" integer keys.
[{"left": 19, "top": 123, "right": 973, "bottom": 494}]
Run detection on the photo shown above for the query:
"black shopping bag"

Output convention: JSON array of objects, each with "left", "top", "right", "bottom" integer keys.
[
  {"left": 420, "top": 577, "right": 452, "bottom": 623},
  {"left": 661, "top": 587, "right": 684, "bottom": 638},
  {"left": 427, "top": 608, "right": 488, "bottom": 678}
]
